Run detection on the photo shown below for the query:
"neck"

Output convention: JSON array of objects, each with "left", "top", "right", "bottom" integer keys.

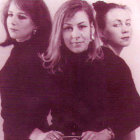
[
  {"left": 16, "top": 35, "right": 32, "bottom": 42},
  {"left": 107, "top": 44, "right": 123, "bottom": 56}
]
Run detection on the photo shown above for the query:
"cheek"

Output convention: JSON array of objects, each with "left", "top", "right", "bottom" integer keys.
[
  {"left": 104, "top": 28, "right": 120, "bottom": 41},
  {"left": 63, "top": 32, "right": 71, "bottom": 44},
  {"left": 129, "top": 28, "right": 133, "bottom": 36},
  {"left": 18, "top": 24, "right": 34, "bottom": 38},
  {"left": 20, "top": 19, "right": 34, "bottom": 28},
  {"left": 85, "top": 32, "right": 90, "bottom": 40},
  {"left": 84, "top": 28, "right": 91, "bottom": 40},
  {"left": 24, "top": 22, "right": 35, "bottom": 33},
  {"left": 6, "top": 18, "right": 10, "bottom": 27},
  {"left": 23, "top": 22, "right": 33, "bottom": 29}
]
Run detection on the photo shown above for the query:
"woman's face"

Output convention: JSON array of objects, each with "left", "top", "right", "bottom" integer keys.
[
  {"left": 7, "top": 1, "right": 36, "bottom": 42},
  {"left": 62, "top": 11, "right": 93, "bottom": 54},
  {"left": 103, "top": 8, "right": 132, "bottom": 47}
]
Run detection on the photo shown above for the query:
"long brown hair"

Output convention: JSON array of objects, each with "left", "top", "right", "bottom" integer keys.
[{"left": 1, "top": 0, "right": 52, "bottom": 52}]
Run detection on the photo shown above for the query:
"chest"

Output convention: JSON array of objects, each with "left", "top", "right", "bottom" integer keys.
[{"left": 53, "top": 61, "right": 108, "bottom": 108}]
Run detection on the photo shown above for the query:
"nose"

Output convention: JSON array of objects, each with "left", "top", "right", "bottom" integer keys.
[
  {"left": 10, "top": 15, "right": 18, "bottom": 26},
  {"left": 121, "top": 24, "right": 129, "bottom": 34},
  {"left": 71, "top": 27, "right": 80, "bottom": 39}
]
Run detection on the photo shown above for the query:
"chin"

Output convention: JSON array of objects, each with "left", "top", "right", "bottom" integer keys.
[
  {"left": 9, "top": 34, "right": 17, "bottom": 40},
  {"left": 75, "top": 50, "right": 86, "bottom": 54},
  {"left": 10, "top": 36, "right": 17, "bottom": 40},
  {"left": 72, "top": 51, "right": 82, "bottom": 54},
  {"left": 121, "top": 43, "right": 130, "bottom": 47},
  {"left": 119, "top": 41, "right": 131, "bottom": 48}
]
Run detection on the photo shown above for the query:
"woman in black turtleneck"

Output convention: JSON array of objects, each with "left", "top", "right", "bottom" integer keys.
[
  {"left": 34, "top": 0, "right": 140, "bottom": 140},
  {"left": 0, "top": 0, "right": 52, "bottom": 139}
]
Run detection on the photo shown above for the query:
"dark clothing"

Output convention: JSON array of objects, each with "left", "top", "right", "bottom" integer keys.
[
  {"left": 0, "top": 38, "right": 49, "bottom": 140},
  {"left": 46, "top": 47, "right": 140, "bottom": 139},
  {"left": 1, "top": 41, "right": 139, "bottom": 140}
]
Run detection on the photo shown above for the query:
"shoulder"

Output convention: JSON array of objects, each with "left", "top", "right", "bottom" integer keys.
[
  {"left": 0, "top": 44, "right": 14, "bottom": 50},
  {"left": 0, "top": 44, "right": 14, "bottom": 70},
  {"left": 101, "top": 47, "right": 134, "bottom": 89},
  {"left": 102, "top": 47, "right": 131, "bottom": 72},
  {"left": 102, "top": 47, "right": 123, "bottom": 63}
]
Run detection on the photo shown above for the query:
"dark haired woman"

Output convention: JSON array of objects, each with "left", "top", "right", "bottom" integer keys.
[
  {"left": 93, "top": 1, "right": 132, "bottom": 56},
  {"left": 0, "top": 0, "right": 52, "bottom": 139},
  {"left": 93, "top": 2, "right": 139, "bottom": 140}
]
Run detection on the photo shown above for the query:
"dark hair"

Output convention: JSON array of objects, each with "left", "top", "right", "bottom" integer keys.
[
  {"left": 1, "top": 0, "right": 52, "bottom": 51},
  {"left": 93, "top": 1, "right": 128, "bottom": 30}
]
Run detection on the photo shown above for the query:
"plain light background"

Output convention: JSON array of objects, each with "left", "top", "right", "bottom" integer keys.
[{"left": 0, "top": 0, "right": 140, "bottom": 139}]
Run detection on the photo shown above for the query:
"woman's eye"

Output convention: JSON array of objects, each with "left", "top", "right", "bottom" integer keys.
[
  {"left": 79, "top": 25, "right": 87, "bottom": 29},
  {"left": 18, "top": 15, "right": 27, "bottom": 20},
  {"left": 7, "top": 13, "right": 13, "bottom": 17},
  {"left": 63, "top": 26, "right": 73, "bottom": 31},
  {"left": 113, "top": 24, "right": 121, "bottom": 27},
  {"left": 126, "top": 22, "right": 131, "bottom": 26}
]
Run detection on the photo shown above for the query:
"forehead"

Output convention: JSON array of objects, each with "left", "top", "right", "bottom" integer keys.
[
  {"left": 8, "top": 1, "right": 25, "bottom": 14},
  {"left": 106, "top": 8, "right": 131, "bottom": 22},
  {"left": 64, "top": 11, "right": 90, "bottom": 24}
]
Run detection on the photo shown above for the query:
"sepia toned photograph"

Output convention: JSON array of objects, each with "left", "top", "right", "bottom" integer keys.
[{"left": 0, "top": 0, "right": 140, "bottom": 140}]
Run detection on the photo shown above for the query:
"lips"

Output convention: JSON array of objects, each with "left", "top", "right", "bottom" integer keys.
[
  {"left": 71, "top": 42, "right": 84, "bottom": 47},
  {"left": 71, "top": 42, "right": 84, "bottom": 44},
  {"left": 9, "top": 28, "right": 18, "bottom": 32},
  {"left": 121, "top": 36, "right": 130, "bottom": 41}
]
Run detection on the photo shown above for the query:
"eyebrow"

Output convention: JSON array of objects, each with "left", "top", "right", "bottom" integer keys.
[
  {"left": 8, "top": 10, "right": 27, "bottom": 15},
  {"left": 126, "top": 19, "right": 131, "bottom": 22},
  {"left": 114, "top": 18, "right": 131, "bottom": 22},
  {"left": 63, "top": 21, "right": 87, "bottom": 26}
]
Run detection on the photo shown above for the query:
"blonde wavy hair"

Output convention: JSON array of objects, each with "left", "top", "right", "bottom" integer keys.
[{"left": 42, "top": 0, "right": 103, "bottom": 73}]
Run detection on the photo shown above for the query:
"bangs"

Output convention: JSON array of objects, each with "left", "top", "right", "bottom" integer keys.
[
  {"left": 13, "top": 0, "right": 25, "bottom": 11},
  {"left": 64, "top": 7, "right": 82, "bottom": 22},
  {"left": 13, "top": 0, "right": 34, "bottom": 18}
]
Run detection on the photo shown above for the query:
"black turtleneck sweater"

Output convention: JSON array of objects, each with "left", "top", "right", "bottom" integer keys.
[
  {"left": 47, "top": 47, "right": 140, "bottom": 140},
  {"left": 0, "top": 38, "right": 49, "bottom": 140},
  {"left": 1, "top": 42, "right": 139, "bottom": 140}
]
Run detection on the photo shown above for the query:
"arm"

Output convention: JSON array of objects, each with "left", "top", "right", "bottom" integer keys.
[
  {"left": 0, "top": 58, "right": 52, "bottom": 139},
  {"left": 106, "top": 56, "right": 140, "bottom": 138},
  {"left": 1, "top": 90, "right": 51, "bottom": 140}
]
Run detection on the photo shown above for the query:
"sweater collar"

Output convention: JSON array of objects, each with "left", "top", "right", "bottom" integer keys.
[
  {"left": 12, "top": 36, "right": 35, "bottom": 48},
  {"left": 62, "top": 45, "right": 88, "bottom": 65}
]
